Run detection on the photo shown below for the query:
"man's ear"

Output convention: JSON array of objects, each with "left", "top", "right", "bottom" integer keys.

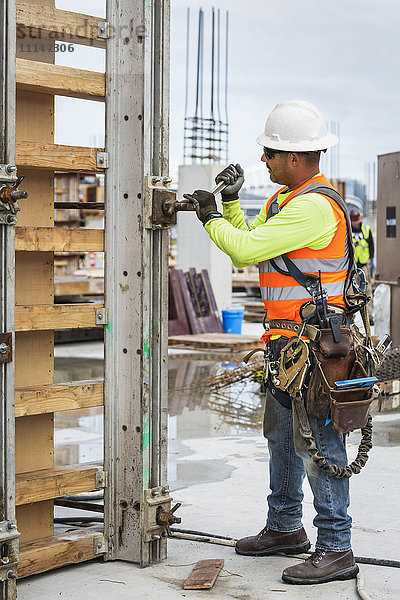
[{"left": 288, "top": 152, "right": 299, "bottom": 166}]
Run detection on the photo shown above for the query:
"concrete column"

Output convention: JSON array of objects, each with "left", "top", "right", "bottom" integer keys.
[{"left": 177, "top": 164, "right": 232, "bottom": 313}]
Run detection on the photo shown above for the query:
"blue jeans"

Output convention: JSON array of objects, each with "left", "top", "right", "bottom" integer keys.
[{"left": 263, "top": 389, "right": 352, "bottom": 551}]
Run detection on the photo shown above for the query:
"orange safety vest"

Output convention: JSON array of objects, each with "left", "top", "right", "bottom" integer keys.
[{"left": 259, "top": 174, "right": 350, "bottom": 342}]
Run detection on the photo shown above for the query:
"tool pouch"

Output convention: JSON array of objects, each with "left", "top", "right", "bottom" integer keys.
[{"left": 306, "top": 327, "right": 374, "bottom": 433}]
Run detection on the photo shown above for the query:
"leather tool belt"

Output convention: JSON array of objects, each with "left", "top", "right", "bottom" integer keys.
[
  {"left": 263, "top": 319, "right": 376, "bottom": 434},
  {"left": 306, "top": 326, "right": 374, "bottom": 434},
  {"left": 264, "top": 318, "right": 321, "bottom": 341}
]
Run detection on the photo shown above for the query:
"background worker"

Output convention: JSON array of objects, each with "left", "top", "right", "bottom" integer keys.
[
  {"left": 350, "top": 208, "right": 374, "bottom": 320},
  {"left": 183, "top": 100, "right": 359, "bottom": 586}
]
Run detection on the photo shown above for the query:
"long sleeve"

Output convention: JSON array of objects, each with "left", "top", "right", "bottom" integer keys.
[{"left": 204, "top": 193, "right": 338, "bottom": 269}]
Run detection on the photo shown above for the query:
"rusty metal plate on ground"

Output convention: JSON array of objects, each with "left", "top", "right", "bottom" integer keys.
[
  {"left": 183, "top": 559, "right": 224, "bottom": 590},
  {"left": 0, "top": 332, "right": 12, "bottom": 363}
]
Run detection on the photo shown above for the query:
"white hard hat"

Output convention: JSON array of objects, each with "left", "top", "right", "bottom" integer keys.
[{"left": 256, "top": 100, "right": 338, "bottom": 152}]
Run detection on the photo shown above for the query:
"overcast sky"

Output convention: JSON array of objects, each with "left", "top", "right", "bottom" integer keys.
[{"left": 55, "top": 0, "right": 400, "bottom": 188}]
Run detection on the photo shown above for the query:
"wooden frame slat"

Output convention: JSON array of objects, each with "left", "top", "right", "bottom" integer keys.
[
  {"left": 16, "top": 462, "right": 104, "bottom": 505},
  {"left": 16, "top": 58, "right": 105, "bottom": 101},
  {"left": 16, "top": 142, "right": 104, "bottom": 172},
  {"left": 15, "top": 226, "right": 104, "bottom": 252},
  {"left": 15, "top": 303, "right": 103, "bottom": 332},
  {"left": 17, "top": 2, "right": 107, "bottom": 48},
  {"left": 19, "top": 531, "right": 105, "bottom": 578},
  {"left": 16, "top": 379, "right": 104, "bottom": 417}
]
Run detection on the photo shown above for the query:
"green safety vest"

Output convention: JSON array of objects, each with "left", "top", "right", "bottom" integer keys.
[{"left": 352, "top": 223, "right": 370, "bottom": 265}]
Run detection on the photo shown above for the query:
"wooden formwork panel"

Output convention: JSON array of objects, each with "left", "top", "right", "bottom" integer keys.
[
  {"left": 15, "top": 379, "right": 104, "bottom": 417},
  {"left": 15, "top": 170, "right": 54, "bottom": 228},
  {"left": 17, "top": 502, "right": 54, "bottom": 545},
  {"left": 16, "top": 463, "right": 105, "bottom": 505},
  {"left": 19, "top": 532, "right": 105, "bottom": 578},
  {"left": 17, "top": 2, "right": 107, "bottom": 48},
  {"left": 16, "top": 59, "right": 105, "bottom": 101},
  {"left": 15, "top": 303, "right": 104, "bottom": 331},
  {"left": 15, "top": 251, "right": 54, "bottom": 305},
  {"left": 16, "top": 142, "right": 104, "bottom": 172},
  {"left": 15, "top": 227, "right": 104, "bottom": 252},
  {"left": 15, "top": 0, "right": 56, "bottom": 546},
  {"left": 14, "top": 0, "right": 107, "bottom": 570}
]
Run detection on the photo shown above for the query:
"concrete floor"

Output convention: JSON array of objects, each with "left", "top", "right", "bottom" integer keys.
[
  {"left": 20, "top": 316, "right": 399, "bottom": 599},
  {"left": 18, "top": 413, "right": 400, "bottom": 600}
]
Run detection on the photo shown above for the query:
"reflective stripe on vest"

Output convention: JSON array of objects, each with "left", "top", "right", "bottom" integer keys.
[
  {"left": 352, "top": 223, "right": 370, "bottom": 264},
  {"left": 258, "top": 174, "right": 349, "bottom": 331}
]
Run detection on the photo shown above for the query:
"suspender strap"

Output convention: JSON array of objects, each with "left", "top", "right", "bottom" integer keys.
[{"left": 266, "top": 185, "right": 356, "bottom": 301}]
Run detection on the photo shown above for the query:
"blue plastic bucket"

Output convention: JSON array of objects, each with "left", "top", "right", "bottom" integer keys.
[{"left": 222, "top": 308, "right": 244, "bottom": 334}]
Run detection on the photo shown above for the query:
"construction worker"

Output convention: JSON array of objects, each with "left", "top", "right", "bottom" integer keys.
[
  {"left": 350, "top": 208, "right": 374, "bottom": 319},
  {"left": 184, "top": 100, "right": 359, "bottom": 586}
]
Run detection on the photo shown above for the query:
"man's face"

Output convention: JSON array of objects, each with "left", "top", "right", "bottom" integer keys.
[{"left": 261, "top": 150, "right": 290, "bottom": 185}]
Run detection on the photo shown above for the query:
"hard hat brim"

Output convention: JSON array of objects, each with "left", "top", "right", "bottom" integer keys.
[{"left": 256, "top": 131, "right": 338, "bottom": 152}]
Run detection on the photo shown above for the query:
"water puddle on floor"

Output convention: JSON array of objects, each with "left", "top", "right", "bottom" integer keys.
[
  {"left": 53, "top": 357, "right": 265, "bottom": 476},
  {"left": 53, "top": 354, "right": 400, "bottom": 488}
]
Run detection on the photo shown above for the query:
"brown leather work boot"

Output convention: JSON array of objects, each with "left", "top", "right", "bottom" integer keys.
[
  {"left": 235, "top": 526, "right": 311, "bottom": 556},
  {"left": 282, "top": 549, "right": 359, "bottom": 584}
]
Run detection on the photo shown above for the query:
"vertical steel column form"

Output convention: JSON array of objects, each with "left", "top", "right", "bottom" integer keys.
[
  {"left": 147, "top": 0, "right": 170, "bottom": 564},
  {"left": 104, "top": 0, "right": 170, "bottom": 566},
  {"left": 0, "top": 2, "right": 17, "bottom": 599}
]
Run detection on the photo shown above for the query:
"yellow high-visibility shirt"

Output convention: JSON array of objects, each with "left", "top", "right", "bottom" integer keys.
[{"left": 205, "top": 179, "right": 339, "bottom": 268}]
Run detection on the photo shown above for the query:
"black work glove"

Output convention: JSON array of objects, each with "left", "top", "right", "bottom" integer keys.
[
  {"left": 182, "top": 189, "right": 222, "bottom": 225},
  {"left": 215, "top": 163, "right": 244, "bottom": 202}
]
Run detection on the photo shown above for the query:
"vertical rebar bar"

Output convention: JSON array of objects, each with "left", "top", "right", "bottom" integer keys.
[{"left": 183, "top": 7, "right": 190, "bottom": 164}]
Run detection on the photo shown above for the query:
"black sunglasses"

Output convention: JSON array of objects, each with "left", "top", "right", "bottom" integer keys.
[{"left": 263, "top": 147, "right": 282, "bottom": 160}]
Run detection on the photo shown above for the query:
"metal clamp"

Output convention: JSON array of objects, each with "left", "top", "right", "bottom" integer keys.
[
  {"left": 95, "top": 308, "right": 108, "bottom": 326},
  {"left": 93, "top": 535, "right": 108, "bottom": 555},
  {"left": 98, "top": 21, "right": 111, "bottom": 39},
  {"left": 0, "top": 168, "right": 28, "bottom": 225},
  {"left": 0, "top": 520, "right": 21, "bottom": 582},
  {"left": 95, "top": 470, "right": 108, "bottom": 489},
  {"left": 0, "top": 333, "right": 12, "bottom": 364},
  {"left": 0, "top": 164, "right": 18, "bottom": 184},
  {"left": 143, "top": 485, "right": 181, "bottom": 542},
  {"left": 97, "top": 152, "right": 109, "bottom": 169}
]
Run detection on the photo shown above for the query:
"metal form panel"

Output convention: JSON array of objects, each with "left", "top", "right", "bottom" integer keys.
[
  {"left": 376, "top": 152, "right": 400, "bottom": 283},
  {"left": 0, "top": 1, "right": 19, "bottom": 598},
  {"left": 376, "top": 152, "right": 400, "bottom": 344},
  {"left": 104, "top": 0, "right": 170, "bottom": 565}
]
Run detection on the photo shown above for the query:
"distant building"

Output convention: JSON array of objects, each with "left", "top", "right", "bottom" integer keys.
[{"left": 344, "top": 179, "right": 366, "bottom": 204}]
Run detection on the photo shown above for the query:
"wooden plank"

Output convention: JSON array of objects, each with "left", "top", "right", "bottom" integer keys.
[
  {"left": 16, "top": 141, "right": 103, "bottom": 172},
  {"left": 15, "top": 252, "right": 54, "bottom": 305},
  {"left": 16, "top": 462, "right": 104, "bottom": 505},
  {"left": 232, "top": 273, "right": 259, "bottom": 288},
  {"left": 17, "top": 502, "right": 54, "bottom": 545},
  {"left": 15, "top": 227, "right": 104, "bottom": 252},
  {"left": 16, "top": 414, "right": 54, "bottom": 473},
  {"left": 16, "top": 170, "right": 54, "bottom": 228},
  {"left": 168, "top": 333, "right": 262, "bottom": 351},
  {"left": 19, "top": 531, "right": 104, "bottom": 578},
  {"left": 54, "top": 277, "right": 104, "bottom": 297},
  {"left": 17, "top": 2, "right": 107, "bottom": 49},
  {"left": 16, "top": 379, "right": 104, "bottom": 417},
  {"left": 15, "top": 332, "right": 54, "bottom": 387},
  {"left": 184, "top": 559, "right": 224, "bottom": 590},
  {"left": 16, "top": 58, "right": 105, "bottom": 101},
  {"left": 15, "top": 303, "right": 103, "bottom": 331},
  {"left": 244, "top": 301, "right": 264, "bottom": 313}
]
